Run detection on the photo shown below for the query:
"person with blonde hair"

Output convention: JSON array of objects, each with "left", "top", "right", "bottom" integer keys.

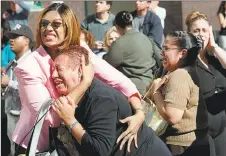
[
  {"left": 104, "top": 26, "right": 120, "bottom": 50},
  {"left": 13, "top": 3, "right": 146, "bottom": 155},
  {"left": 94, "top": 26, "right": 120, "bottom": 58},
  {"left": 185, "top": 11, "right": 226, "bottom": 156}
]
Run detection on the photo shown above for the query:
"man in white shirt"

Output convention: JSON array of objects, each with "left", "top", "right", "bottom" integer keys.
[{"left": 148, "top": 1, "right": 166, "bottom": 29}]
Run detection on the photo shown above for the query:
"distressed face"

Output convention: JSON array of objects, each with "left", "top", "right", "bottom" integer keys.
[
  {"left": 189, "top": 19, "right": 210, "bottom": 49},
  {"left": 161, "top": 38, "right": 185, "bottom": 72},
  {"left": 40, "top": 11, "right": 65, "bottom": 49},
  {"left": 52, "top": 54, "right": 81, "bottom": 95}
]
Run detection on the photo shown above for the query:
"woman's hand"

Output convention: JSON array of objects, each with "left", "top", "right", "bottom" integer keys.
[
  {"left": 148, "top": 76, "right": 168, "bottom": 101},
  {"left": 52, "top": 96, "right": 77, "bottom": 126},
  {"left": 117, "top": 111, "right": 145, "bottom": 152},
  {"left": 66, "top": 55, "right": 94, "bottom": 105},
  {"left": 207, "top": 26, "right": 217, "bottom": 51}
]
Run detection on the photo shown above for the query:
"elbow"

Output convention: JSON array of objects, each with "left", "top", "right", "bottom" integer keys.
[{"left": 164, "top": 115, "right": 182, "bottom": 125}]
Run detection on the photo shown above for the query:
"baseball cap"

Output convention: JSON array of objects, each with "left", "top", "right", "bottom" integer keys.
[{"left": 5, "top": 24, "right": 34, "bottom": 42}]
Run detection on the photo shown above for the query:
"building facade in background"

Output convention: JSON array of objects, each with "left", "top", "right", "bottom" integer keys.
[{"left": 1, "top": 1, "right": 221, "bottom": 39}]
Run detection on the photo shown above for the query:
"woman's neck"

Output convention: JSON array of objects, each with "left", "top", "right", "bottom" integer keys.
[
  {"left": 46, "top": 47, "right": 57, "bottom": 60},
  {"left": 199, "top": 49, "right": 208, "bottom": 65}
]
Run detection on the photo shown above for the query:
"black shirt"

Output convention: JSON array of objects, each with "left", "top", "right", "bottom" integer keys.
[
  {"left": 196, "top": 53, "right": 226, "bottom": 137},
  {"left": 50, "top": 78, "right": 171, "bottom": 156}
]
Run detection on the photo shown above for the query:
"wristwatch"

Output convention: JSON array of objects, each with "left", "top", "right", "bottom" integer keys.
[{"left": 68, "top": 119, "right": 78, "bottom": 133}]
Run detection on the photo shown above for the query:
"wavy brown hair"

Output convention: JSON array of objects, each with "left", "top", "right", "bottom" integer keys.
[
  {"left": 81, "top": 29, "right": 95, "bottom": 49},
  {"left": 36, "top": 3, "right": 80, "bottom": 50}
]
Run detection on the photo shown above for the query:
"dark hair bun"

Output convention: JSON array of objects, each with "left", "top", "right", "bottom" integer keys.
[{"left": 122, "top": 12, "right": 133, "bottom": 24}]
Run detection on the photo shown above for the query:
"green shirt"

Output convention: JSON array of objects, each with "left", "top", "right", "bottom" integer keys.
[
  {"left": 81, "top": 13, "right": 115, "bottom": 41},
  {"left": 104, "top": 29, "right": 156, "bottom": 95}
]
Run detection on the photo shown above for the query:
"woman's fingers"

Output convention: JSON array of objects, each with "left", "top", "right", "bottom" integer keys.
[
  {"left": 134, "top": 133, "right": 138, "bottom": 148},
  {"left": 117, "top": 129, "right": 130, "bottom": 144},
  {"left": 119, "top": 132, "right": 133, "bottom": 150},
  {"left": 127, "top": 134, "right": 135, "bottom": 152},
  {"left": 117, "top": 117, "right": 133, "bottom": 143}
]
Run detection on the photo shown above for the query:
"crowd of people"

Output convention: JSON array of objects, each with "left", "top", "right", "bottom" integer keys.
[{"left": 1, "top": 1, "right": 226, "bottom": 156}]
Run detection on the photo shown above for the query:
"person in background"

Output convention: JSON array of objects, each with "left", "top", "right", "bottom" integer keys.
[
  {"left": 104, "top": 26, "right": 120, "bottom": 51},
  {"left": 1, "top": 19, "right": 15, "bottom": 69},
  {"left": 148, "top": 31, "right": 210, "bottom": 156},
  {"left": 131, "top": 1, "right": 163, "bottom": 49},
  {"left": 80, "top": 29, "right": 95, "bottom": 50},
  {"left": 217, "top": 1, "right": 226, "bottom": 50},
  {"left": 2, "top": 0, "right": 30, "bottom": 30},
  {"left": 94, "top": 26, "right": 120, "bottom": 58},
  {"left": 13, "top": 3, "right": 145, "bottom": 155},
  {"left": 81, "top": 1, "right": 115, "bottom": 53},
  {"left": 148, "top": 1, "right": 166, "bottom": 29},
  {"left": 49, "top": 45, "right": 172, "bottom": 156},
  {"left": 186, "top": 11, "right": 226, "bottom": 156},
  {"left": 104, "top": 11, "right": 157, "bottom": 95},
  {"left": 1, "top": 24, "right": 33, "bottom": 156}
]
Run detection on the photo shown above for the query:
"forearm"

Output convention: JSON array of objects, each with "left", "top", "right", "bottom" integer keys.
[
  {"left": 81, "top": 40, "right": 140, "bottom": 98},
  {"left": 64, "top": 118, "right": 86, "bottom": 144},
  {"left": 129, "top": 95, "right": 145, "bottom": 120},
  {"left": 67, "top": 80, "right": 91, "bottom": 105},
  {"left": 212, "top": 45, "right": 226, "bottom": 69}
]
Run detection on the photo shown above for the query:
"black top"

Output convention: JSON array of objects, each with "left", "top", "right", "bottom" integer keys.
[
  {"left": 196, "top": 53, "right": 226, "bottom": 137},
  {"left": 50, "top": 78, "right": 171, "bottom": 156}
]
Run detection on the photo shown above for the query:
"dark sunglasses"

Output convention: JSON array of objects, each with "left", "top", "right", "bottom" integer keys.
[{"left": 40, "top": 20, "right": 64, "bottom": 29}]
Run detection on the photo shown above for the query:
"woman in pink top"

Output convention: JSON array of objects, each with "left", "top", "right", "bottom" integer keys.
[{"left": 13, "top": 3, "right": 145, "bottom": 155}]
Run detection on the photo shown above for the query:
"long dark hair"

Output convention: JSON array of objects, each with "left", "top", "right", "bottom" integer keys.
[
  {"left": 217, "top": 1, "right": 226, "bottom": 15},
  {"left": 115, "top": 11, "right": 133, "bottom": 29}
]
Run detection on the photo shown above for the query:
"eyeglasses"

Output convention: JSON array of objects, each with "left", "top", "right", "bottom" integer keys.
[
  {"left": 40, "top": 20, "right": 64, "bottom": 29},
  {"left": 162, "top": 46, "right": 180, "bottom": 52}
]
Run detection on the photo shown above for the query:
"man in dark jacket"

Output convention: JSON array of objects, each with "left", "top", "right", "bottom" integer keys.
[{"left": 131, "top": 1, "right": 163, "bottom": 49}]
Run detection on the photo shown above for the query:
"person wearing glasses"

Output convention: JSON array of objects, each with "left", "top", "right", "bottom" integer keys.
[
  {"left": 48, "top": 45, "right": 171, "bottom": 156},
  {"left": 12, "top": 3, "right": 145, "bottom": 155},
  {"left": 148, "top": 31, "right": 210, "bottom": 156},
  {"left": 1, "top": 24, "right": 33, "bottom": 156}
]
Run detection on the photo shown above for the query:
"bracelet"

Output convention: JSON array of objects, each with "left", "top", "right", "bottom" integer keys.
[
  {"left": 135, "top": 108, "right": 146, "bottom": 115},
  {"left": 68, "top": 119, "right": 78, "bottom": 133}
]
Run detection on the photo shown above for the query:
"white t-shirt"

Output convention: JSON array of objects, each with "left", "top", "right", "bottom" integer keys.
[{"left": 154, "top": 6, "right": 166, "bottom": 29}]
